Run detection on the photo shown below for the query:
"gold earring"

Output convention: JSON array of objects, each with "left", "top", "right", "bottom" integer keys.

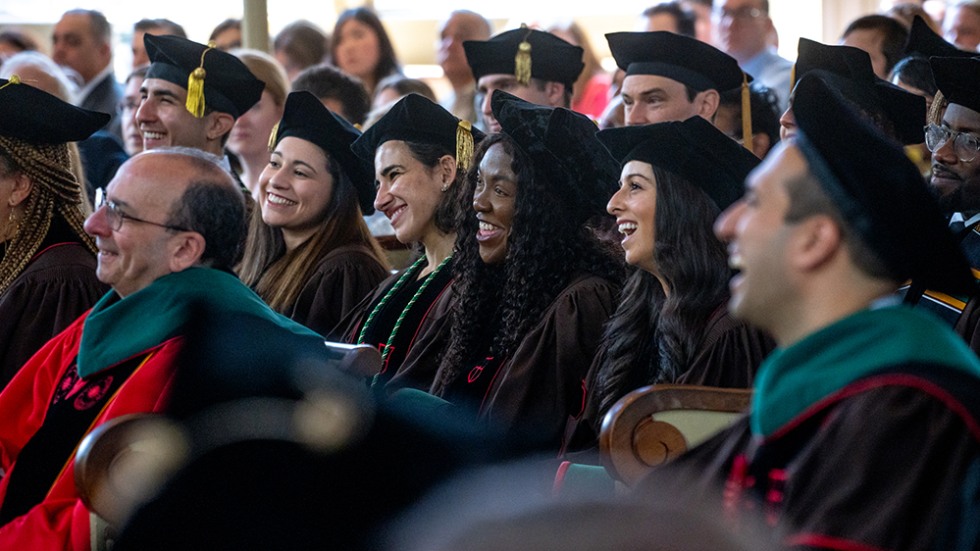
[{"left": 3, "top": 208, "right": 20, "bottom": 242}]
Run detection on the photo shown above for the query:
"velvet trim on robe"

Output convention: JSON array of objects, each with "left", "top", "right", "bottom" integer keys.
[
  {"left": 0, "top": 314, "right": 183, "bottom": 550},
  {"left": 0, "top": 268, "right": 323, "bottom": 549},
  {"left": 751, "top": 304, "right": 980, "bottom": 436},
  {"left": 637, "top": 305, "right": 980, "bottom": 550},
  {"left": 79, "top": 267, "right": 320, "bottom": 378},
  {"left": 637, "top": 369, "right": 980, "bottom": 550}
]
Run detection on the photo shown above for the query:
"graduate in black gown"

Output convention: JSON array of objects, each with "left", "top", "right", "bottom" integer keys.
[
  {"left": 565, "top": 115, "right": 774, "bottom": 453},
  {"left": 429, "top": 91, "right": 624, "bottom": 451},
  {"left": 639, "top": 73, "right": 980, "bottom": 550},
  {"left": 339, "top": 94, "right": 484, "bottom": 392}
]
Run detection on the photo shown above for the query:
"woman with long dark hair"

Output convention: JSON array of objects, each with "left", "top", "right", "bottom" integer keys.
[
  {"left": 330, "top": 7, "right": 401, "bottom": 97},
  {"left": 238, "top": 91, "right": 389, "bottom": 338},
  {"left": 430, "top": 91, "right": 624, "bottom": 450},
  {"left": 342, "top": 93, "right": 483, "bottom": 391},
  {"left": 567, "top": 116, "right": 774, "bottom": 451}
]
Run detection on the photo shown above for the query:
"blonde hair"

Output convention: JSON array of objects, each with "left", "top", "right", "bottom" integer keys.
[
  {"left": 545, "top": 19, "right": 602, "bottom": 108},
  {"left": 232, "top": 48, "right": 290, "bottom": 108}
]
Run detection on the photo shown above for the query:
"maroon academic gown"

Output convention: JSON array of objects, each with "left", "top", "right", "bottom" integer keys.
[
  {"left": 285, "top": 244, "right": 388, "bottom": 339},
  {"left": 434, "top": 272, "right": 620, "bottom": 450}
]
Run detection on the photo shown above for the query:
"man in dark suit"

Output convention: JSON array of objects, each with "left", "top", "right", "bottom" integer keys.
[{"left": 52, "top": 9, "right": 123, "bottom": 139}]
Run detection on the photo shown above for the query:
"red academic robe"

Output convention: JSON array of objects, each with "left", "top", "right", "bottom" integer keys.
[{"left": 0, "top": 312, "right": 182, "bottom": 550}]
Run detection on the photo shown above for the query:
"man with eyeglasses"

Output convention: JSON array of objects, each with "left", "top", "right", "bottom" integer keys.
[
  {"left": 0, "top": 147, "right": 322, "bottom": 547},
  {"left": 901, "top": 56, "right": 980, "bottom": 352},
  {"left": 713, "top": 0, "right": 793, "bottom": 112}
]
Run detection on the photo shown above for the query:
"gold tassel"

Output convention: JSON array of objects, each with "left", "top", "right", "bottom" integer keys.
[
  {"left": 0, "top": 74, "right": 21, "bottom": 90},
  {"left": 456, "top": 120, "right": 474, "bottom": 171},
  {"left": 928, "top": 90, "right": 946, "bottom": 125},
  {"left": 267, "top": 122, "right": 280, "bottom": 152},
  {"left": 186, "top": 42, "right": 216, "bottom": 118},
  {"left": 514, "top": 25, "right": 533, "bottom": 85},
  {"left": 740, "top": 73, "right": 753, "bottom": 153}
]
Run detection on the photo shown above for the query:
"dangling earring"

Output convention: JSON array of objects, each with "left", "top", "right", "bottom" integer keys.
[{"left": 2, "top": 208, "right": 19, "bottom": 243}]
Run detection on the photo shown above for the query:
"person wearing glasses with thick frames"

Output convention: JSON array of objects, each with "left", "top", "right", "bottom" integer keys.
[{"left": 900, "top": 55, "right": 980, "bottom": 353}]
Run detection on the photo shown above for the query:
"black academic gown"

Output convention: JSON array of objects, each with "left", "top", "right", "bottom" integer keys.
[
  {"left": 285, "top": 244, "right": 388, "bottom": 339},
  {"left": 335, "top": 258, "right": 455, "bottom": 393}
]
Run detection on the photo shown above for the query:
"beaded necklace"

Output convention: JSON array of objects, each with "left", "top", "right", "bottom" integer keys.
[{"left": 357, "top": 254, "right": 453, "bottom": 383}]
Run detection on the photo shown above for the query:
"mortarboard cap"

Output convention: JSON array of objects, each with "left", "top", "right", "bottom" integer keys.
[
  {"left": 596, "top": 116, "right": 759, "bottom": 211},
  {"left": 490, "top": 90, "right": 618, "bottom": 223},
  {"left": 145, "top": 34, "right": 264, "bottom": 119},
  {"left": 608, "top": 31, "right": 754, "bottom": 146},
  {"left": 464, "top": 26, "right": 585, "bottom": 90},
  {"left": 0, "top": 76, "right": 109, "bottom": 144},
  {"left": 792, "top": 38, "right": 925, "bottom": 145},
  {"left": 792, "top": 73, "right": 974, "bottom": 295},
  {"left": 930, "top": 56, "right": 980, "bottom": 115},
  {"left": 903, "top": 15, "right": 973, "bottom": 60},
  {"left": 272, "top": 91, "right": 376, "bottom": 214},
  {"left": 606, "top": 31, "right": 748, "bottom": 93},
  {"left": 351, "top": 93, "right": 486, "bottom": 171}
]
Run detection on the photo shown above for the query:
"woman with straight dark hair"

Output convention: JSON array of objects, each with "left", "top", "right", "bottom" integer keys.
[
  {"left": 330, "top": 7, "right": 401, "bottom": 97},
  {"left": 238, "top": 91, "right": 389, "bottom": 338},
  {"left": 565, "top": 116, "right": 773, "bottom": 451},
  {"left": 341, "top": 93, "right": 483, "bottom": 392},
  {"left": 429, "top": 91, "right": 624, "bottom": 450}
]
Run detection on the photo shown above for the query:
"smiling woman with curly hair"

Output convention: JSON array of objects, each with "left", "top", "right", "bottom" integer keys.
[{"left": 429, "top": 91, "right": 624, "bottom": 450}]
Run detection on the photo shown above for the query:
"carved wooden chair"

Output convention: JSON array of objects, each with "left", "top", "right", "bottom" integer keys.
[{"left": 599, "top": 384, "right": 752, "bottom": 487}]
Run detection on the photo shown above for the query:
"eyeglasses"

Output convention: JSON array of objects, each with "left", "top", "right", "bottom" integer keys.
[
  {"left": 924, "top": 123, "right": 980, "bottom": 163},
  {"left": 94, "top": 188, "right": 190, "bottom": 232},
  {"left": 712, "top": 6, "right": 765, "bottom": 21}
]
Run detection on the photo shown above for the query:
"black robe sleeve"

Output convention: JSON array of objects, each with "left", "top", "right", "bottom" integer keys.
[{"left": 287, "top": 245, "right": 389, "bottom": 339}]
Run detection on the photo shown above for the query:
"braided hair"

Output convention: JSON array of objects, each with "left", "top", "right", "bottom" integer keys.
[{"left": 0, "top": 136, "right": 95, "bottom": 294}]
